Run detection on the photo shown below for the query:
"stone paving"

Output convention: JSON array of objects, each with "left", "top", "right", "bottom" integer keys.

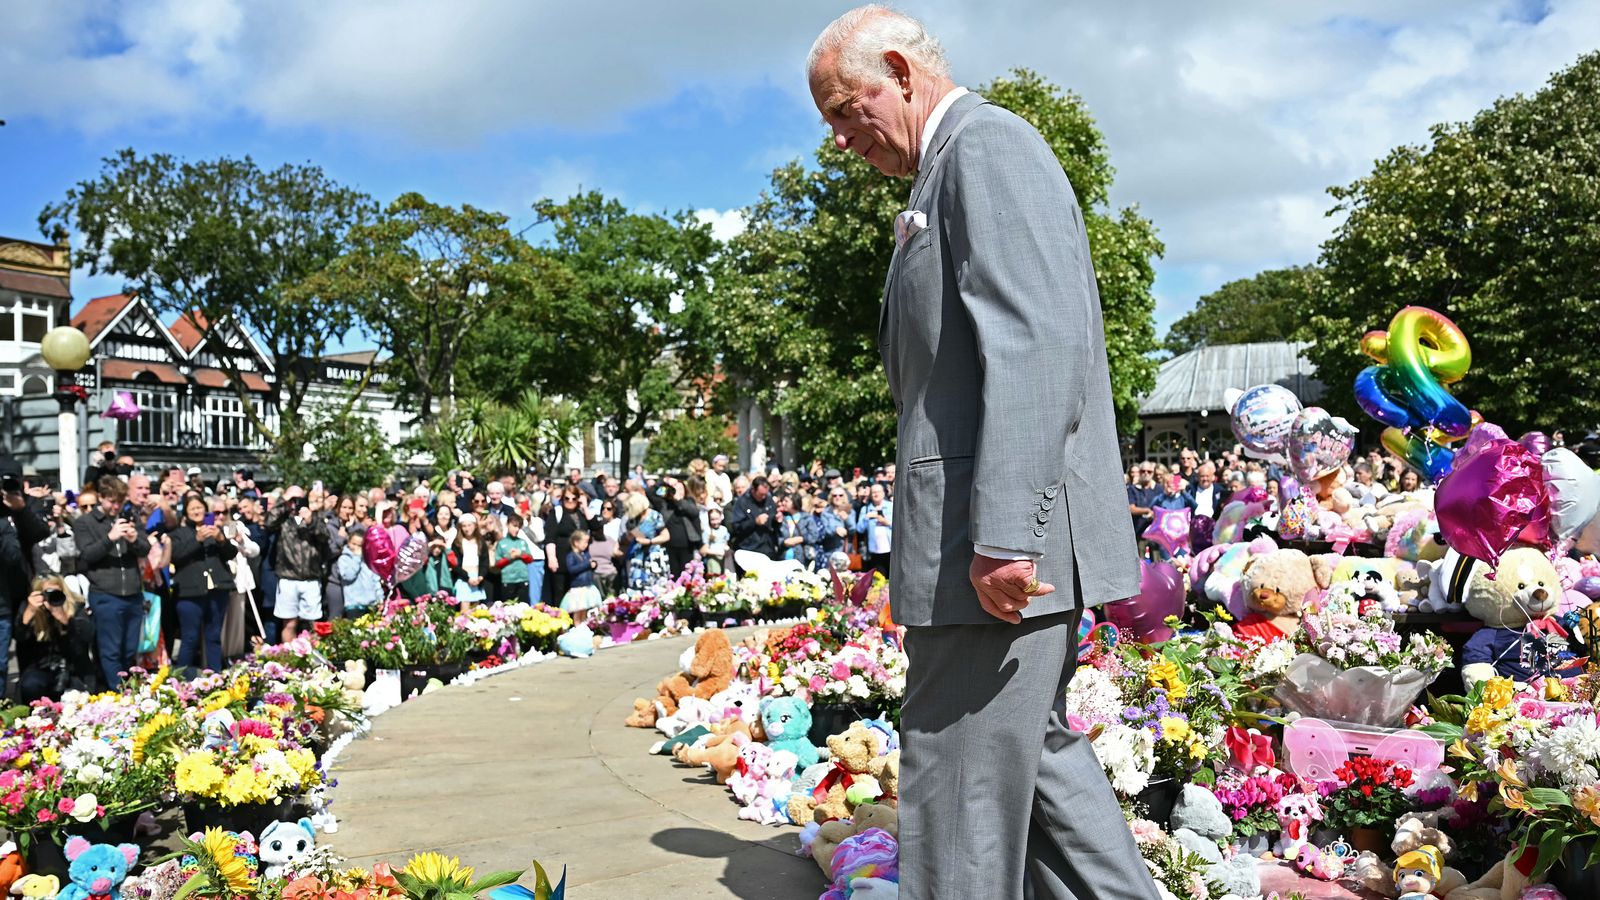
[{"left": 325, "top": 630, "right": 822, "bottom": 898}]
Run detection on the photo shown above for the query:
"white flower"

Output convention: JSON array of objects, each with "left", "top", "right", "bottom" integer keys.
[
  {"left": 70, "top": 793, "right": 98, "bottom": 823},
  {"left": 847, "top": 674, "right": 871, "bottom": 699},
  {"left": 77, "top": 763, "right": 105, "bottom": 784},
  {"left": 1536, "top": 715, "right": 1600, "bottom": 789},
  {"left": 1089, "top": 723, "right": 1154, "bottom": 795}
]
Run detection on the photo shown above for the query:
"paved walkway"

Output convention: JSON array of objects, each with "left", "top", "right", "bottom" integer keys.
[{"left": 326, "top": 630, "right": 824, "bottom": 898}]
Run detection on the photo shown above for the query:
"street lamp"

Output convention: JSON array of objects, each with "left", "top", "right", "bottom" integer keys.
[{"left": 40, "top": 326, "right": 91, "bottom": 492}]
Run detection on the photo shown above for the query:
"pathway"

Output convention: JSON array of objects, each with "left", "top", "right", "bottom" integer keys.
[{"left": 325, "top": 631, "right": 824, "bottom": 898}]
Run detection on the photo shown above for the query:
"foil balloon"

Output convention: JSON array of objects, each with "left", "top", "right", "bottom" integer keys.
[
  {"left": 1287, "top": 407, "right": 1358, "bottom": 482},
  {"left": 1354, "top": 306, "right": 1474, "bottom": 483},
  {"left": 1230, "top": 384, "right": 1302, "bottom": 464},
  {"left": 363, "top": 524, "right": 397, "bottom": 585},
  {"left": 1574, "top": 577, "right": 1600, "bottom": 602},
  {"left": 394, "top": 532, "right": 428, "bottom": 584},
  {"left": 102, "top": 390, "right": 142, "bottom": 421},
  {"left": 1214, "top": 498, "right": 1269, "bottom": 545},
  {"left": 1542, "top": 448, "right": 1600, "bottom": 554},
  {"left": 1435, "top": 437, "right": 1548, "bottom": 564},
  {"left": 1189, "top": 514, "right": 1215, "bottom": 553},
  {"left": 1101, "top": 560, "right": 1184, "bottom": 643},
  {"left": 1142, "top": 507, "right": 1191, "bottom": 559},
  {"left": 1519, "top": 432, "right": 1552, "bottom": 456}
]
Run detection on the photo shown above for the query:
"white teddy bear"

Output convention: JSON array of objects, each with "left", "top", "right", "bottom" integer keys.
[{"left": 259, "top": 818, "right": 317, "bottom": 879}]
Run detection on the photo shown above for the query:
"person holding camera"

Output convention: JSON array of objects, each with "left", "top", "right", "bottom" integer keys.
[
  {"left": 2, "top": 458, "right": 52, "bottom": 696},
  {"left": 17, "top": 576, "right": 99, "bottom": 701},
  {"left": 73, "top": 474, "right": 151, "bottom": 688},
  {"left": 268, "top": 485, "right": 331, "bottom": 642},
  {"left": 169, "top": 493, "right": 238, "bottom": 672}
]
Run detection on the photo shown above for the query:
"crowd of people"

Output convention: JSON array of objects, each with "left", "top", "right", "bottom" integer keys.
[{"left": 0, "top": 447, "right": 904, "bottom": 704}]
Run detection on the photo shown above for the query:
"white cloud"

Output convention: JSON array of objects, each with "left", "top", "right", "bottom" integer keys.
[
  {"left": 7, "top": 0, "right": 1600, "bottom": 328},
  {"left": 694, "top": 208, "right": 747, "bottom": 242}
]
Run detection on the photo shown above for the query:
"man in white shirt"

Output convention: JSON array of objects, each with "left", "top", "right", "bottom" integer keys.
[
  {"left": 854, "top": 482, "right": 893, "bottom": 575},
  {"left": 1188, "top": 461, "right": 1226, "bottom": 518}
]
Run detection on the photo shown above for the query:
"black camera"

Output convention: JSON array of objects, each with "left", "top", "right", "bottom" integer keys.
[
  {"left": 0, "top": 473, "right": 19, "bottom": 494},
  {"left": 44, "top": 589, "right": 66, "bottom": 607},
  {"left": 103, "top": 451, "right": 117, "bottom": 464}
]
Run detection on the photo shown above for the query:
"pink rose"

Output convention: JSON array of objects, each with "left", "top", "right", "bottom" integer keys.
[
  {"left": 36, "top": 809, "right": 55, "bottom": 823},
  {"left": 56, "top": 798, "right": 75, "bottom": 814}
]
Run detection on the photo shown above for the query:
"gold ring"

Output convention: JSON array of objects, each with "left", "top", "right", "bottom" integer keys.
[{"left": 1023, "top": 576, "right": 1040, "bottom": 595}]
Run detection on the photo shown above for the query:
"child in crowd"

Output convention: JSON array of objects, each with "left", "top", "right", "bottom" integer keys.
[
  {"left": 702, "top": 506, "right": 730, "bottom": 576},
  {"left": 492, "top": 512, "right": 534, "bottom": 603},
  {"left": 336, "top": 530, "right": 383, "bottom": 615},
  {"left": 560, "top": 529, "right": 603, "bottom": 625},
  {"left": 449, "top": 512, "right": 488, "bottom": 605}
]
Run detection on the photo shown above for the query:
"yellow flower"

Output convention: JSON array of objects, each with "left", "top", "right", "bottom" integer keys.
[
  {"left": 1459, "top": 781, "right": 1479, "bottom": 802},
  {"left": 1481, "top": 677, "right": 1515, "bottom": 711},
  {"left": 150, "top": 665, "right": 171, "bottom": 691},
  {"left": 229, "top": 676, "right": 250, "bottom": 702},
  {"left": 1465, "top": 704, "right": 1497, "bottom": 735},
  {"left": 221, "top": 769, "right": 259, "bottom": 806},
  {"left": 1448, "top": 739, "right": 1476, "bottom": 760},
  {"left": 40, "top": 747, "right": 59, "bottom": 766},
  {"left": 175, "top": 751, "right": 225, "bottom": 795},
  {"left": 1544, "top": 678, "right": 1568, "bottom": 701},
  {"left": 201, "top": 827, "right": 256, "bottom": 893},
  {"left": 1187, "top": 740, "right": 1208, "bottom": 760},
  {"left": 403, "top": 852, "right": 474, "bottom": 886},
  {"left": 133, "top": 713, "right": 177, "bottom": 765},
  {"left": 13, "top": 752, "right": 31, "bottom": 769},
  {"left": 1146, "top": 660, "right": 1188, "bottom": 700},
  {"left": 1500, "top": 784, "right": 1529, "bottom": 812},
  {"left": 1159, "top": 717, "right": 1191, "bottom": 743},
  {"left": 201, "top": 691, "right": 234, "bottom": 716}
]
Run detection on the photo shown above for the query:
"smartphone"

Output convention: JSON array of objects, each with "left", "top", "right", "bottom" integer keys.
[{"left": 203, "top": 513, "right": 216, "bottom": 527}]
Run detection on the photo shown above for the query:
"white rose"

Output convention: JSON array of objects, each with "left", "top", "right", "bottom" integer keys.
[
  {"left": 70, "top": 793, "right": 99, "bottom": 823},
  {"left": 77, "top": 763, "right": 104, "bottom": 784}
]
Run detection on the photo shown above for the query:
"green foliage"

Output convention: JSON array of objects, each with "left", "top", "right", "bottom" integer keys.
[
  {"left": 41, "top": 150, "right": 374, "bottom": 446},
  {"left": 411, "top": 391, "right": 582, "bottom": 480},
  {"left": 1163, "top": 266, "right": 1319, "bottom": 355},
  {"left": 303, "top": 192, "right": 545, "bottom": 423},
  {"left": 644, "top": 412, "right": 737, "bottom": 471},
  {"left": 713, "top": 68, "right": 1162, "bottom": 464},
  {"left": 268, "top": 408, "right": 398, "bottom": 494},
  {"left": 1308, "top": 52, "right": 1600, "bottom": 434}
]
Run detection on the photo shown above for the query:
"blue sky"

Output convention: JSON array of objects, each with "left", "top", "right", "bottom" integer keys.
[{"left": 4, "top": 0, "right": 1598, "bottom": 346}]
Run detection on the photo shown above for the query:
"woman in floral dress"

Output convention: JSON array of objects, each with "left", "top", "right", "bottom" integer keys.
[{"left": 622, "top": 493, "right": 670, "bottom": 590}]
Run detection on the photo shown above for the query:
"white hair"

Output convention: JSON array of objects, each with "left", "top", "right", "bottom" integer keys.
[{"left": 807, "top": 5, "right": 951, "bottom": 85}]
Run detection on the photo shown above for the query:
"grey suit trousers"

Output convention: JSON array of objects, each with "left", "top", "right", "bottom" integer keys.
[{"left": 898, "top": 611, "right": 1161, "bottom": 900}]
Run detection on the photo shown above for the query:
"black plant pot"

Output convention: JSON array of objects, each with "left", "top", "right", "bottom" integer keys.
[
  {"left": 1136, "top": 776, "right": 1182, "bottom": 828},
  {"left": 1553, "top": 839, "right": 1600, "bottom": 899},
  {"left": 183, "top": 799, "right": 299, "bottom": 839},
  {"left": 398, "top": 662, "right": 466, "bottom": 700},
  {"left": 807, "top": 703, "right": 871, "bottom": 747},
  {"left": 21, "top": 814, "right": 142, "bottom": 879}
]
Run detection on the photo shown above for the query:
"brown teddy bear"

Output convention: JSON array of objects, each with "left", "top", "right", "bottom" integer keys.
[
  {"left": 788, "top": 721, "right": 883, "bottom": 824},
  {"left": 624, "top": 630, "right": 734, "bottom": 727},
  {"left": 809, "top": 802, "right": 900, "bottom": 875},
  {"left": 673, "top": 731, "right": 748, "bottom": 784},
  {"left": 1232, "top": 548, "right": 1334, "bottom": 644},
  {"left": 868, "top": 749, "right": 900, "bottom": 803}
]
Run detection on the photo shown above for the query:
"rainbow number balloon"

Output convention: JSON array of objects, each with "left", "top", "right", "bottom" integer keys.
[{"left": 1353, "top": 306, "right": 1473, "bottom": 482}]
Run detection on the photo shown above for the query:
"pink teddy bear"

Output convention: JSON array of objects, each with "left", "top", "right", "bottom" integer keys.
[
  {"left": 730, "top": 742, "right": 799, "bottom": 827},
  {"left": 1274, "top": 792, "right": 1324, "bottom": 859}
]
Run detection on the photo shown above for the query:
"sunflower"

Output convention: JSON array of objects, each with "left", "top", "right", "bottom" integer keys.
[
  {"left": 132, "top": 713, "right": 177, "bottom": 765},
  {"left": 149, "top": 665, "right": 171, "bottom": 691},
  {"left": 403, "top": 852, "right": 474, "bottom": 887},
  {"left": 202, "top": 827, "right": 257, "bottom": 893}
]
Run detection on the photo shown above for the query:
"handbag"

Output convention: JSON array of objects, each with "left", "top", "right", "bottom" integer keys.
[
  {"left": 847, "top": 534, "right": 863, "bottom": 572},
  {"left": 139, "top": 591, "right": 163, "bottom": 655}
]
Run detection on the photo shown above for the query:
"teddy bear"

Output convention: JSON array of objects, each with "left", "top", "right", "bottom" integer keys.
[
  {"left": 58, "top": 839, "right": 139, "bottom": 900},
  {"left": 674, "top": 730, "right": 748, "bottom": 784},
  {"left": 760, "top": 696, "right": 820, "bottom": 770},
  {"left": 625, "top": 630, "right": 734, "bottom": 727},
  {"left": 1232, "top": 549, "right": 1334, "bottom": 644},
  {"left": 1273, "top": 792, "right": 1324, "bottom": 859},
  {"left": 1167, "top": 783, "right": 1261, "bottom": 897},
  {"left": 1198, "top": 536, "right": 1278, "bottom": 614},
  {"left": 1330, "top": 557, "right": 1405, "bottom": 614},
  {"left": 1460, "top": 546, "right": 1577, "bottom": 687},
  {"left": 807, "top": 802, "right": 900, "bottom": 875},
  {"left": 867, "top": 749, "right": 899, "bottom": 804},
  {"left": 1444, "top": 848, "right": 1544, "bottom": 900},
  {"left": 788, "top": 721, "right": 882, "bottom": 824},
  {"left": 731, "top": 744, "right": 799, "bottom": 827},
  {"left": 259, "top": 817, "right": 317, "bottom": 880}
]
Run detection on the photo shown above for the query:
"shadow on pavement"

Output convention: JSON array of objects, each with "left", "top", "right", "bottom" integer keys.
[{"left": 652, "top": 827, "right": 825, "bottom": 900}]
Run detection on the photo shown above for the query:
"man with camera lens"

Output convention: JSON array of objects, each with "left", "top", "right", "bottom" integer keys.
[
  {"left": 72, "top": 474, "right": 151, "bottom": 688},
  {"left": 17, "top": 577, "right": 97, "bottom": 702},
  {"left": 1, "top": 459, "right": 51, "bottom": 696}
]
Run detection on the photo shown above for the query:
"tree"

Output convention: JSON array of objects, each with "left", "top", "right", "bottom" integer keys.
[
  {"left": 713, "top": 67, "right": 1163, "bottom": 465},
  {"left": 411, "top": 390, "right": 583, "bottom": 481},
  {"left": 1163, "top": 266, "right": 1318, "bottom": 355},
  {"left": 1308, "top": 52, "right": 1600, "bottom": 434},
  {"left": 530, "top": 191, "right": 719, "bottom": 475},
  {"left": 268, "top": 408, "right": 398, "bottom": 495},
  {"left": 41, "top": 151, "right": 374, "bottom": 448},
  {"left": 302, "top": 192, "right": 546, "bottom": 424},
  {"left": 644, "top": 412, "right": 737, "bottom": 471}
]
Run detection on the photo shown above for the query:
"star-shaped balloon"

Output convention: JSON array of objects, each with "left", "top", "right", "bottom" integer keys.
[{"left": 1142, "top": 506, "right": 1191, "bottom": 559}]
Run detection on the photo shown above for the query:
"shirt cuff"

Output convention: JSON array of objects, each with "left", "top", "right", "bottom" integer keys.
[{"left": 973, "top": 543, "right": 1042, "bottom": 561}]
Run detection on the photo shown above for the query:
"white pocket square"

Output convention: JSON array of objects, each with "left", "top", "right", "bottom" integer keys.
[{"left": 895, "top": 209, "right": 927, "bottom": 247}]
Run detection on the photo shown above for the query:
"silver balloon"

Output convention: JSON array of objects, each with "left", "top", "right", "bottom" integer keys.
[
  {"left": 1543, "top": 448, "right": 1600, "bottom": 549},
  {"left": 1230, "top": 384, "right": 1303, "bottom": 464},
  {"left": 1287, "top": 407, "right": 1358, "bottom": 482}
]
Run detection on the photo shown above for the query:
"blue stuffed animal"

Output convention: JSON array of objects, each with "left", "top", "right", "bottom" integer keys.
[
  {"left": 58, "top": 837, "right": 138, "bottom": 900},
  {"left": 760, "top": 696, "right": 819, "bottom": 770}
]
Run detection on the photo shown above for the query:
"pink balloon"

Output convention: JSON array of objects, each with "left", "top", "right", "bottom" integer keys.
[
  {"left": 1435, "top": 437, "right": 1549, "bottom": 564},
  {"left": 1103, "top": 561, "right": 1185, "bottom": 643},
  {"left": 363, "top": 524, "right": 397, "bottom": 584},
  {"left": 102, "top": 390, "right": 141, "bottom": 421},
  {"left": 395, "top": 532, "right": 428, "bottom": 583},
  {"left": 1142, "top": 507, "right": 1191, "bottom": 558},
  {"left": 1214, "top": 499, "right": 1269, "bottom": 545},
  {"left": 1519, "top": 431, "right": 1551, "bottom": 456}
]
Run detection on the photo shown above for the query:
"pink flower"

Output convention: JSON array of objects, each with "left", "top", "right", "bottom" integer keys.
[
  {"left": 56, "top": 798, "right": 75, "bottom": 814},
  {"left": 36, "top": 809, "right": 55, "bottom": 823},
  {"left": 1128, "top": 818, "right": 1164, "bottom": 845},
  {"left": 808, "top": 676, "right": 827, "bottom": 694}
]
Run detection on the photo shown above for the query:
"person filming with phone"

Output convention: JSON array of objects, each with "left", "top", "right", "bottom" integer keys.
[
  {"left": 73, "top": 474, "right": 151, "bottom": 688},
  {"left": 17, "top": 576, "right": 97, "bottom": 702},
  {"left": 170, "top": 492, "right": 238, "bottom": 673},
  {"left": 2, "top": 457, "right": 53, "bottom": 697}
]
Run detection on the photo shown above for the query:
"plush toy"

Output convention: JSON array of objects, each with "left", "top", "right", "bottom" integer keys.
[
  {"left": 1330, "top": 557, "right": 1405, "bottom": 614},
  {"left": 1234, "top": 549, "right": 1334, "bottom": 644},
  {"left": 626, "top": 631, "right": 734, "bottom": 727},
  {"left": 674, "top": 730, "right": 748, "bottom": 784},
  {"left": 1461, "top": 546, "right": 1577, "bottom": 686},
  {"left": 1273, "top": 792, "right": 1324, "bottom": 859},
  {"left": 868, "top": 749, "right": 900, "bottom": 804},
  {"left": 1392, "top": 845, "right": 1444, "bottom": 900},
  {"left": 10, "top": 875, "right": 60, "bottom": 900},
  {"left": 760, "top": 697, "right": 819, "bottom": 770},
  {"left": 789, "top": 722, "right": 882, "bottom": 824},
  {"left": 1427, "top": 549, "right": 1484, "bottom": 614},
  {"left": 822, "top": 827, "right": 900, "bottom": 900},
  {"left": 1312, "top": 469, "right": 1355, "bottom": 517},
  {"left": 58, "top": 838, "right": 139, "bottom": 900},
  {"left": 809, "top": 803, "right": 900, "bottom": 875},
  {"left": 1383, "top": 505, "right": 1445, "bottom": 562},
  {"left": 1444, "top": 847, "right": 1543, "bottom": 900},
  {"left": 1202, "top": 537, "right": 1278, "bottom": 615},
  {"left": 0, "top": 841, "right": 22, "bottom": 898},
  {"left": 1170, "top": 784, "right": 1231, "bottom": 863},
  {"left": 259, "top": 817, "right": 317, "bottom": 879},
  {"left": 732, "top": 744, "right": 799, "bottom": 827}
]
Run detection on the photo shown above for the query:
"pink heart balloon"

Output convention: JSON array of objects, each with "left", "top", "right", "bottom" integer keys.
[
  {"left": 1435, "top": 437, "right": 1548, "bottom": 564},
  {"left": 363, "top": 524, "right": 397, "bottom": 584},
  {"left": 1287, "top": 407, "right": 1358, "bottom": 482},
  {"left": 394, "top": 532, "right": 428, "bottom": 583},
  {"left": 1102, "top": 561, "right": 1185, "bottom": 643}
]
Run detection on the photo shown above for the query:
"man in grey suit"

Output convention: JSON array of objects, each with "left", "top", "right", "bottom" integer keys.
[{"left": 808, "top": 8, "right": 1161, "bottom": 899}]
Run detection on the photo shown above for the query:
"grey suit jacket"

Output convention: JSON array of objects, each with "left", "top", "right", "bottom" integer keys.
[{"left": 881, "top": 91, "right": 1140, "bottom": 626}]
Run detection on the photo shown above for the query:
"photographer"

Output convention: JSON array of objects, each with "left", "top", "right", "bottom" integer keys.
[
  {"left": 267, "top": 485, "right": 330, "bottom": 642},
  {"left": 74, "top": 474, "right": 151, "bottom": 688},
  {"left": 661, "top": 475, "right": 703, "bottom": 576},
  {"left": 2, "top": 459, "right": 52, "bottom": 696},
  {"left": 16, "top": 576, "right": 98, "bottom": 702},
  {"left": 170, "top": 493, "right": 238, "bottom": 672}
]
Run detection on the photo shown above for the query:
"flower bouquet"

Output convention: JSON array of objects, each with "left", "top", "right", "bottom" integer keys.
[
  {"left": 1317, "top": 756, "right": 1416, "bottom": 837},
  {"left": 1211, "top": 771, "right": 1299, "bottom": 842},
  {"left": 1276, "top": 586, "right": 1452, "bottom": 726}
]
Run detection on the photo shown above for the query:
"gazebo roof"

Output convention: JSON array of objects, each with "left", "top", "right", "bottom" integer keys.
[{"left": 1139, "top": 341, "right": 1322, "bottom": 416}]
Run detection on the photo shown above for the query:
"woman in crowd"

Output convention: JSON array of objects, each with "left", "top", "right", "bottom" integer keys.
[
  {"left": 433, "top": 503, "right": 457, "bottom": 548},
  {"left": 352, "top": 494, "right": 370, "bottom": 528},
  {"left": 1397, "top": 468, "right": 1423, "bottom": 494},
  {"left": 449, "top": 512, "right": 489, "bottom": 604},
  {"left": 622, "top": 492, "right": 670, "bottom": 590},
  {"left": 217, "top": 495, "right": 260, "bottom": 662},
  {"left": 16, "top": 576, "right": 98, "bottom": 702},
  {"left": 776, "top": 493, "right": 806, "bottom": 564},
  {"left": 663, "top": 477, "right": 703, "bottom": 576},
  {"left": 169, "top": 492, "right": 238, "bottom": 672},
  {"left": 518, "top": 502, "right": 547, "bottom": 604},
  {"left": 335, "top": 529, "right": 382, "bottom": 615},
  {"left": 544, "top": 488, "right": 588, "bottom": 601},
  {"left": 589, "top": 500, "right": 622, "bottom": 597},
  {"left": 479, "top": 515, "right": 505, "bottom": 604}
]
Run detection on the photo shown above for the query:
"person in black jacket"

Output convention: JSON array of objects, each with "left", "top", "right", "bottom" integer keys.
[
  {"left": 1, "top": 458, "right": 52, "bottom": 696},
  {"left": 726, "top": 476, "right": 779, "bottom": 562},
  {"left": 73, "top": 475, "right": 151, "bottom": 688},
  {"left": 169, "top": 493, "right": 238, "bottom": 672},
  {"left": 543, "top": 488, "right": 588, "bottom": 601},
  {"left": 662, "top": 476, "right": 704, "bottom": 576},
  {"left": 16, "top": 575, "right": 98, "bottom": 702}
]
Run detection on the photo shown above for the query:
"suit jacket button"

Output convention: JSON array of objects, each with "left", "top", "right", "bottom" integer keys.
[
  {"left": 1044, "top": 485, "right": 1059, "bottom": 499},
  {"left": 1033, "top": 525, "right": 1046, "bottom": 538},
  {"left": 1041, "top": 498, "right": 1055, "bottom": 511}
]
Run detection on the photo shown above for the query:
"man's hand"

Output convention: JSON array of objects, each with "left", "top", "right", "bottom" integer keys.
[
  {"left": 755, "top": 513, "right": 769, "bottom": 526},
  {"left": 969, "top": 556, "right": 1054, "bottom": 625}
]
